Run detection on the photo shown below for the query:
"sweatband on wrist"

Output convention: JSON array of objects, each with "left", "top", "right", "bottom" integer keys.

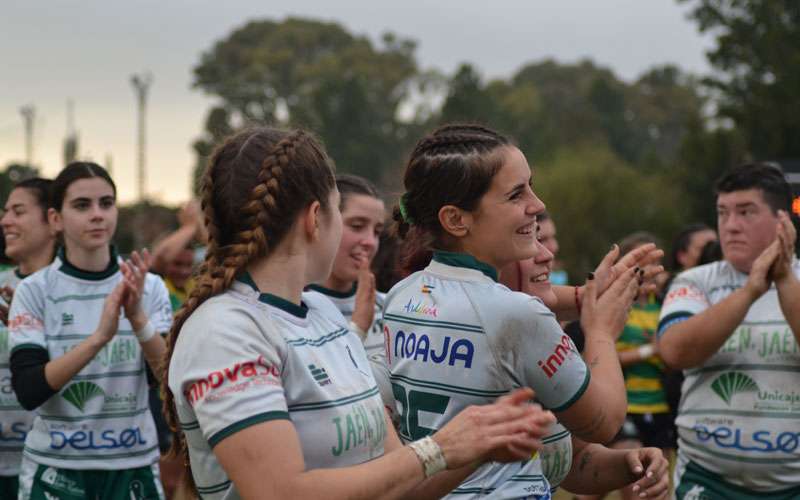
[
  {"left": 408, "top": 436, "right": 447, "bottom": 477},
  {"left": 348, "top": 320, "right": 368, "bottom": 341},
  {"left": 637, "top": 344, "right": 655, "bottom": 359},
  {"left": 134, "top": 321, "right": 156, "bottom": 343}
]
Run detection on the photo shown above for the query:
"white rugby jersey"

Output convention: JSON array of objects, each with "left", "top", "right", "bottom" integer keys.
[
  {"left": 305, "top": 284, "right": 386, "bottom": 356},
  {"left": 0, "top": 269, "right": 31, "bottom": 476},
  {"left": 169, "top": 274, "right": 386, "bottom": 500},
  {"left": 8, "top": 249, "right": 173, "bottom": 470},
  {"left": 658, "top": 259, "right": 800, "bottom": 491},
  {"left": 384, "top": 252, "right": 590, "bottom": 499}
]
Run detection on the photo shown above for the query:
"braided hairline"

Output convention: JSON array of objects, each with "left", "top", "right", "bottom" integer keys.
[{"left": 160, "top": 130, "right": 306, "bottom": 495}]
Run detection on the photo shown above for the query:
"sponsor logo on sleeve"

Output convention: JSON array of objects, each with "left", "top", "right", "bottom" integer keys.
[
  {"left": 664, "top": 285, "right": 708, "bottom": 306},
  {"left": 537, "top": 334, "right": 577, "bottom": 378},
  {"left": 8, "top": 312, "right": 44, "bottom": 332},
  {"left": 184, "top": 355, "right": 281, "bottom": 405}
]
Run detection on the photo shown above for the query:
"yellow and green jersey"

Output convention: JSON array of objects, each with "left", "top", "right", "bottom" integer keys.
[{"left": 616, "top": 298, "right": 669, "bottom": 415}]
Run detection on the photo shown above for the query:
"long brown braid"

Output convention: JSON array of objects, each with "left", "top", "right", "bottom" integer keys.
[
  {"left": 394, "top": 124, "right": 512, "bottom": 274},
  {"left": 159, "top": 127, "right": 335, "bottom": 492}
]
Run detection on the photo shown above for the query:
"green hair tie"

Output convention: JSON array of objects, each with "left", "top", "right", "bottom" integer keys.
[{"left": 399, "top": 193, "right": 415, "bottom": 225}]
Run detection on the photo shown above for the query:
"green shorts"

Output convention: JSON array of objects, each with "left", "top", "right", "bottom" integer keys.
[
  {"left": 0, "top": 475, "right": 19, "bottom": 498},
  {"left": 675, "top": 460, "right": 800, "bottom": 500},
  {"left": 18, "top": 456, "right": 164, "bottom": 500}
]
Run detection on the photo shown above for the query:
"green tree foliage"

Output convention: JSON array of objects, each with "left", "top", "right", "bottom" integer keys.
[
  {"left": 681, "top": 0, "right": 800, "bottom": 158},
  {"left": 0, "top": 163, "right": 39, "bottom": 204},
  {"left": 534, "top": 144, "right": 688, "bottom": 276},
  {"left": 191, "top": 18, "right": 419, "bottom": 191}
]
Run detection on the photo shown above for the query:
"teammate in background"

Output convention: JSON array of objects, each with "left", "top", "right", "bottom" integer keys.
[
  {"left": 662, "top": 224, "right": 717, "bottom": 450},
  {"left": 151, "top": 200, "right": 207, "bottom": 279},
  {"left": 577, "top": 232, "right": 672, "bottom": 500},
  {"left": 0, "top": 178, "right": 56, "bottom": 498},
  {"left": 163, "top": 127, "right": 555, "bottom": 500},
  {"left": 305, "top": 174, "right": 386, "bottom": 356},
  {"left": 9, "top": 162, "right": 173, "bottom": 499},
  {"left": 499, "top": 228, "right": 669, "bottom": 498},
  {"left": 668, "top": 224, "right": 717, "bottom": 274},
  {"left": 658, "top": 163, "right": 800, "bottom": 499},
  {"left": 384, "top": 123, "right": 662, "bottom": 498},
  {"left": 536, "top": 211, "right": 568, "bottom": 285}
]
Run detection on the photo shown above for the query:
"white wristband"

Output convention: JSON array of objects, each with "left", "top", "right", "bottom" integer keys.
[
  {"left": 408, "top": 436, "right": 447, "bottom": 477},
  {"left": 637, "top": 344, "right": 655, "bottom": 359},
  {"left": 348, "top": 320, "right": 368, "bottom": 341},
  {"left": 134, "top": 321, "right": 156, "bottom": 343}
]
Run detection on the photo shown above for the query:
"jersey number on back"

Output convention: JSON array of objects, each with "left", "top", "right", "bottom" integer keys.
[{"left": 391, "top": 383, "right": 450, "bottom": 441}]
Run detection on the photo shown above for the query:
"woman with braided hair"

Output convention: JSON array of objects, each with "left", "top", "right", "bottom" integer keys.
[
  {"left": 162, "top": 126, "right": 556, "bottom": 500},
  {"left": 9, "top": 162, "right": 173, "bottom": 499},
  {"left": 382, "top": 123, "right": 665, "bottom": 498}
]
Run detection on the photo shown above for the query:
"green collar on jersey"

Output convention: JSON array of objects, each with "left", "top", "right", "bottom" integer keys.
[
  {"left": 432, "top": 250, "right": 498, "bottom": 282},
  {"left": 58, "top": 245, "right": 120, "bottom": 281},
  {"left": 14, "top": 269, "right": 28, "bottom": 280},
  {"left": 306, "top": 283, "right": 356, "bottom": 299},
  {"left": 237, "top": 272, "right": 309, "bottom": 319}
]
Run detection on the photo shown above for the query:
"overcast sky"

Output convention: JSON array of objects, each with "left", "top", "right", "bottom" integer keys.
[{"left": 0, "top": 0, "right": 712, "bottom": 204}]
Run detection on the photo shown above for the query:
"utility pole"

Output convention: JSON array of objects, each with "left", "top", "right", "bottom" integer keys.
[
  {"left": 130, "top": 72, "right": 153, "bottom": 201},
  {"left": 19, "top": 105, "right": 35, "bottom": 167},
  {"left": 64, "top": 99, "right": 79, "bottom": 165}
]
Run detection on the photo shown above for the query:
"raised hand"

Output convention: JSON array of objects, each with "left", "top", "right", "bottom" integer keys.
[
  {"left": 593, "top": 243, "right": 664, "bottom": 299},
  {"left": 626, "top": 447, "right": 669, "bottom": 499},
  {"left": 94, "top": 281, "right": 126, "bottom": 345},
  {"left": 430, "top": 388, "right": 555, "bottom": 469},
  {"left": 0, "top": 286, "right": 14, "bottom": 326},
  {"left": 771, "top": 210, "right": 797, "bottom": 285},
  {"left": 351, "top": 257, "right": 376, "bottom": 337},
  {"left": 120, "top": 249, "right": 151, "bottom": 331},
  {"left": 746, "top": 240, "right": 780, "bottom": 300},
  {"left": 581, "top": 267, "right": 640, "bottom": 341}
]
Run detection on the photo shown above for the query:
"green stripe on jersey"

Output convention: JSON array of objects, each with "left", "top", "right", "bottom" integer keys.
[
  {"left": 179, "top": 420, "right": 200, "bottom": 431},
  {"left": 383, "top": 313, "right": 484, "bottom": 333},
  {"left": 24, "top": 444, "right": 158, "bottom": 461},
  {"left": 47, "top": 293, "right": 108, "bottom": 303},
  {"left": 288, "top": 386, "right": 379, "bottom": 413},
  {"left": 286, "top": 328, "right": 349, "bottom": 347},
  {"left": 208, "top": 411, "right": 290, "bottom": 448},
  {"left": 542, "top": 430, "right": 570, "bottom": 444},
  {"left": 550, "top": 368, "right": 591, "bottom": 413},
  {"left": 40, "top": 408, "right": 149, "bottom": 422},
  {"left": 196, "top": 480, "right": 232, "bottom": 494},
  {"left": 71, "top": 369, "right": 144, "bottom": 381},
  {"left": 680, "top": 408, "right": 798, "bottom": 419},
  {"left": 390, "top": 373, "right": 508, "bottom": 398}
]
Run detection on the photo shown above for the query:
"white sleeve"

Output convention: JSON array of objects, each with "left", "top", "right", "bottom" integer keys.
[
  {"left": 144, "top": 274, "right": 173, "bottom": 334},
  {"left": 485, "top": 292, "right": 590, "bottom": 412},
  {"left": 171, "top": 304, "right": 289, "bottom": 448},
  {"left": 8, "top": 278, "right": 47, "bottom": 353},
  {"left": 658, "top": 270, "right": 709, "bottom": 337}
]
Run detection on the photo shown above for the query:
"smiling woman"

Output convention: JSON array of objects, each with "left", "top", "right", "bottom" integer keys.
[
  {"left": 0, "top": 178, "right": 55, "bottom": 497},
  {"left": 381, "top": 123, "right": 651, "bottom": 498},
  {"left": 305, "top": 174, "right": 388, "bottom": 355}
]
